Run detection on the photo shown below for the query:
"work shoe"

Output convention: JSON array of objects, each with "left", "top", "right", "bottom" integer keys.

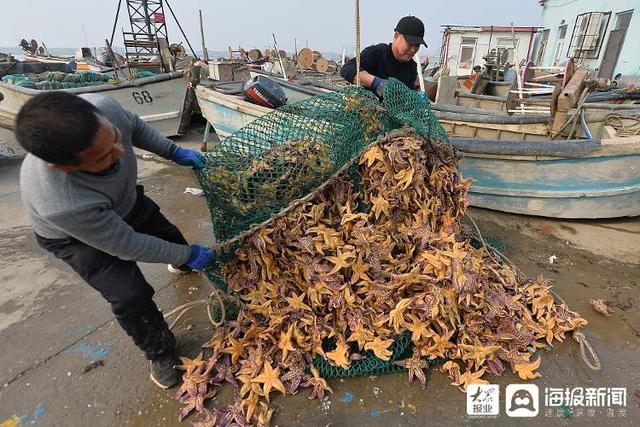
[
  {"left": 167, "top": 264, "right": 193, "bottom": 274},
  {"left": 149, "top": 353, "right": 181, "bottom": 389}
]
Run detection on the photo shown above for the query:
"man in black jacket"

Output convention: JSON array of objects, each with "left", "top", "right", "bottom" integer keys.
[{"left": 341, "top": 16, "right": 427, "bottom": 98}]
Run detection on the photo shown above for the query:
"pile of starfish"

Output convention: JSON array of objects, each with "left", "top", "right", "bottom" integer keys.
[{"left": 175, "top": 129, "right": 587, "bottom": 426}]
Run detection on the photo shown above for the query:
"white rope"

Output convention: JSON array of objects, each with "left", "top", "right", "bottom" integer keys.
[{"left": 164, "top": 274, "right": 228, "bottom": 330}]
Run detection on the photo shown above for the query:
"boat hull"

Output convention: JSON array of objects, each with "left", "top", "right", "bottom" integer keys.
[
  {"left": 195, "top": 80, "right": 320, "bottom": 139},
  {"left": 460, "top": 140, "right": 640, "bottom": 218},
  {"left": 0, "top": 72, "right": 187, "bottom": 157},
  {"left": 195, "top": 85, "right": 271, "bottom": 139}
]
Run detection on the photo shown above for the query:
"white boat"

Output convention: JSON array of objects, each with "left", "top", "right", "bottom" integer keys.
[
  {"left": 74, "top": 48, "right": 114, "bottom": 73},
  {"left": 0, "top": 71, "right": 190, "bottom": 157},
  {"left": 195, "top": 78, "right": 324, "bottom": 139}
]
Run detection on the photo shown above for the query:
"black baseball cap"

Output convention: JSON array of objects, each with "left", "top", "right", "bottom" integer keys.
[{"left": 395, "top": 16, "right": 427, "bottom": 47}]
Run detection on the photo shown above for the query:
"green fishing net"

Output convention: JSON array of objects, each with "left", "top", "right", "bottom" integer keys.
[
  {"left": 311, "top": 332, "right": 447, "bottom": 379},
  {"left": 2, "top": 71, "right": 113, "bottom": 89},
  {"left": 197, "top": 78, "right": 450, "bottom": 377},
  {"left": 196, "top": 78, "right": 447, "bottom": 247}
]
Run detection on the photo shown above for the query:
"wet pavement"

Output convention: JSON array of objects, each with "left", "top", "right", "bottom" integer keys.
[{"left": 0, "top": 133, "right": 638, "bottom": 426}]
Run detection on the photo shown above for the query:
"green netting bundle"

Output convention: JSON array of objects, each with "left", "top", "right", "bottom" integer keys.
[
  {"left": 134, "top": 70, "right": 156, "bottom": 79},
  {"left": 1, "top": 71, "right": 112, "bottom": 90},
  {"left": 196, "top": 78, "right": 446, "bottom": 248},
  {"left": 1, "top": 73, "right": 36, "bottom": 88}
]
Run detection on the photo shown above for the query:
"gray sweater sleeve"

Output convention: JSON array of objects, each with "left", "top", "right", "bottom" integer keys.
[
  {"left": 126, "top": 110, "right": 178, "bottom": 159},
  {"left": 45, "top": 205, "right": 191, "bottom": 265}
]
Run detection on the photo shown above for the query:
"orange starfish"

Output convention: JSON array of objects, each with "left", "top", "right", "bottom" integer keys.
[
  {"left": 251, "top": 361, "right": 287, "bottom": 402},
  {"left": 176, "top": 352, "right": 206, "bottom": 376},
  {"left": 326, "top": 338, "right": 351, "bottom": 369},
  {"left": 301, "top": 366, "right": 333, "bottom": 400},
  {"left": 513, "top": 357, "right": 542, "bottom": 380},
  {"left": 365, "top": 336, "right": 394, "bottom": 361}
]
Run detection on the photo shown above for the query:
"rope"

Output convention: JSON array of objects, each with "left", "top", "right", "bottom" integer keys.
[
  {"left": 466, "top": 214, "right": 601, "bottom": 371},
  {"left": 163, "top": 274, "right": 228, "bottom": 330},
  {"left": 573, "top": 331, "right": 602, "bottom": 371},
  {"left": 164, "top": 0, "right": 199, "bottom": 59},
  {"left": 355, "top": 0, "right": 361, "bottom": 86},
  {"left": 604, "top": 113, "right": 640, "bottom": 136},
  {"left": 109, "top": 0, "right": 122, "bottom": 48}
]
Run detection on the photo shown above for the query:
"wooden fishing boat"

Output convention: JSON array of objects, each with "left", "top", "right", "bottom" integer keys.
[
  {"left": 19, "top": 38, "right": 74, "bottom": 67},
  {"left": 195, "top": 78, "right": 325, "bottom": 139},
  {"left": 0, "top": 71, "right": 190, "bottom": 157},
  {"left": 73, "top": 48, "right": 114, "bottom": 73},
  {"left": 433, "top": 102, "right": 640, "bottom": 141},
  {"left": 451, "top": 135, "right": 640, "bottom": 219}
]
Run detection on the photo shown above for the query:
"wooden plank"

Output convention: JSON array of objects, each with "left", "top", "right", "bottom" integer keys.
[
  {"left": 440, "top": 119, "right": 549, "bottom": 135},
  {"left": 475, "top": 128, "right": 501, "bottom": 139},
  {"left": 452, "top": 124, "right": 478, "bottom": 138},
  {"left": 435, "top": 76, "right": 457, "bottom": 105},
  {"left": 0, "top": 115, "right": 13, "bottom": 130},
  {"left": 477, "top": 100, "right": 504, "bottom": 111},
  {"left": 557, "top": 68, "right": 589, "bottom": 111},
  {"left": 157, "top": 38, "right": 174, "bottom": 73},
  {"left": 601, "top": 125, "right": 618, "bottom": 139},
  {"left": 441, "top": 122, "right": 455, "bottom": 134},
  {"left": 499, "top": 130, "right": 526, "bottom": 140},
  {"left": 458, "top": 98, "right": 477, "bottom": 108},
  {"left": 550, "top": 111, "right": 568, "bottom": 135}
]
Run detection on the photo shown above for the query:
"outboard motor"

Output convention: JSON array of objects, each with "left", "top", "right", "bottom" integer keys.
[{"left": 242, "top": 75, "right": 287, "bottom": 108}]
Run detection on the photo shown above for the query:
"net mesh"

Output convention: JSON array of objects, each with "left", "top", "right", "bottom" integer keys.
[
  {"left": 197, "top": 79, "right": 450, "bottom": 377},
  {"left": 196, "top": 79, "right": 446, "bottom": 248}
]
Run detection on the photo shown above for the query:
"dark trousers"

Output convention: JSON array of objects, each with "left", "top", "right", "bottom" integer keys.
[{"left": 36, "top": 185, "right": 187, "bottom": 360}]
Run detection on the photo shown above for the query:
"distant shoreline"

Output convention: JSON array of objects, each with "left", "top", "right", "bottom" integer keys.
[{"left": 0, "top": 46, "right": 340, "bottom": 60}]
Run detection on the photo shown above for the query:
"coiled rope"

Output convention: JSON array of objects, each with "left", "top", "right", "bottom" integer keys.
[
  {"left": 604, "top": 112, "right": 640, "bottom": 136},
  {"left": 163, "top": 276, "right": 230, "bottom": 330}
]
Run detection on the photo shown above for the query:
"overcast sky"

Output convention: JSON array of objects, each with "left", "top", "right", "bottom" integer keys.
[{"left": 1, "top": 0, "right": 543, "bottom": 56}]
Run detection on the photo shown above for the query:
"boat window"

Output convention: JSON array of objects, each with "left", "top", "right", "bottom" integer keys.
[
  {"left": 553, "top": 24, "right": 568, "bottom": 65},
  {"left": 458, "top": 37, "right": 477, "bottom": 71},
  {"left": 496, "top": 37, "right": 518, "bottom": 63},
  {"left": 615, "top": 10, "right": 633, "bottom": 30},
  {"left": 535, "top": 29, "right": 551, "bottom": 66},
  {"left": 567, "top": 11, "right": 611, "bottom": 59}
]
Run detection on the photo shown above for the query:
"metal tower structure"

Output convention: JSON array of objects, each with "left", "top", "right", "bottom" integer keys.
[{"left": 123, "top": 0, "right": 169, "bottom": 68}]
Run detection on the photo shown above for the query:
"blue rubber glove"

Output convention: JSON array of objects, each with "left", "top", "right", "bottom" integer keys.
[
  {"left": 418, "top": 91, "right": 427, "bottom": 102},
  {"left": 371, "top": 76, "right": 388, "bottom": 98},
  {"left": 185, "top": 245, "right": 215, "bottom": 270},
  {"left": 172, "top": 147, "right": 205, "bottom": 169}
]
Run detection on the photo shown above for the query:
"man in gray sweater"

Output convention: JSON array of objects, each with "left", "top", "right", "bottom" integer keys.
[{"left": 16, "top": 91, "right": 215, "bottom": 389}]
